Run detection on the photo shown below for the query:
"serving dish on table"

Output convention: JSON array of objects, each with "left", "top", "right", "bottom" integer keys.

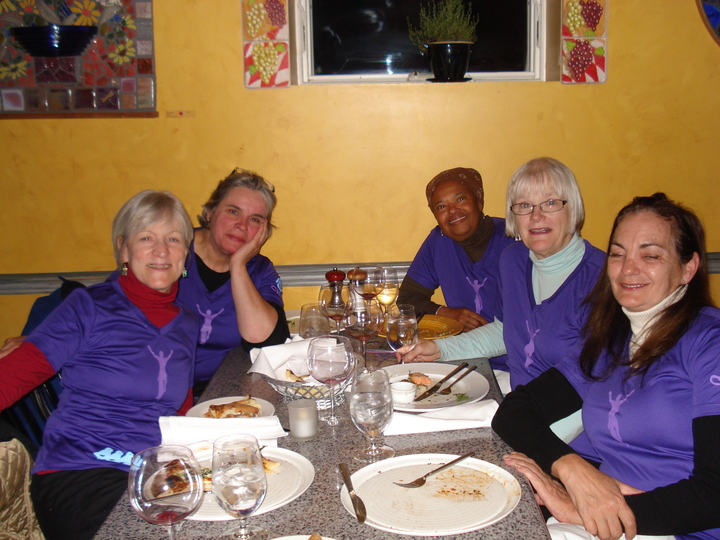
[
  {"left": 186, "top": 396, "right": 275, "bottom": 418},
  {"left": 417, "top": 314, "right": 463, "bottom": 340},
  {"left": 339, "top": 454, "right": 521, "bottom": 536},
  {"left": 381, "top": 363, "right": 489, "bottom": 412},
  {"left": 189, "top": 447, "right": 314, "bottom": 521}
]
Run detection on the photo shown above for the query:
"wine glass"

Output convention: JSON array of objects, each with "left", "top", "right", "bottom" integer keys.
[
  {"left": 212, "top": 434, "right": 268, "bottom": 540},
  {"left": 306, "top": 335, "right": 357, "bottom": 426},
  {"left": 298, "top": 303, "right": 331, "bottom": 338},
  {"left": 386, "top": 304, "right": 419, "bottom": 364},
  {"left": 343, "top": 296, "right": 384, "bottom": 363},
  {"left": 318, "top": 283, "right": 350, "bottom": 333},
  {"left": 349, "top": 368, "right": 395, "bottom": 463},
  {"left": 348, "top": 266, "right": 382, "bottom": 302},
  {"left": 376, "top": 267, "right": 399, "bottom": 314},
  {"left": 128, "top": 445, "right": 204, "bottom": 540}
]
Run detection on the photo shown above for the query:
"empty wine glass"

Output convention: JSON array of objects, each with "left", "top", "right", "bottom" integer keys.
[
  {"left": 318, "top": 283, "right": 350, "bottom": 333},
  {"left": 128, "top": 445, "right": 204, "bottom": 540},
  {"left": 344, "top": 296, "right": 384, "bottom": 363},
  {"left": 386, "top": 304, "right": 419, "bottom": 364},
  {"left": 212, "top": 434, "right": 268, "bottom": 540},
  {"left": 306, "top": 335, "right": 357, "bottom": 426},
  {"left": 298, "top": 303, "right": 331, "bottom": 338},
  {"left": 376, "top": 267, "right": 399, "bottom": 314},
  {"left": 349, "top": 368, "right": 395, "bottom": 463}
]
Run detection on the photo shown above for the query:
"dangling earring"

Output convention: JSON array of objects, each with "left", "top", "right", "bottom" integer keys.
[
  {"left": 122, "top": 262, "right": 128, "bottom": 276},
  {"left": 515, "top": 234, "right": 521, "bottom": 241},
  {"left": 182, "top": 268, "right": 188, "bottom": 278}
]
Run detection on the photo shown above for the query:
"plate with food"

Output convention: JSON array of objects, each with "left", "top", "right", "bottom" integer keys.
[
  {"left": 186, "top": 396, "right": 275, "bottom": 418},
  {"left": 381, "top": 363, "right": 489, "bottom": 412},
  {"left": 417, "top": 315, "right": 463, "bottom": 340},
  {"left": 339, "top": 454, "right": 520, "bottom": 536},
  {"left": 189, "top": 446, "right": 314, "bottom": 521}
]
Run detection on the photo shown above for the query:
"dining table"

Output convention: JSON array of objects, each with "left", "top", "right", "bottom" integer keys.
[{"left": 94, "top": 344, "right": 552, "bottom": 540}]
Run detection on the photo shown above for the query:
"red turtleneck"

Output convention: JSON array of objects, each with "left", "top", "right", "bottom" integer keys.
[{"left": 0, "top": 269, "right": 193, "bottom": 414}]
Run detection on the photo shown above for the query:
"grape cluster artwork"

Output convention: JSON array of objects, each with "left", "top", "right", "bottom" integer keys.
[
  {"left": 242, "top": 0, "right": 289, "bottom": 88},
  {"left": 561, "top": 0, "right": 607, "bottom": 84}
]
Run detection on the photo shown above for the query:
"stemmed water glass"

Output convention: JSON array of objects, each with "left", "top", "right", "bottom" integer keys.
[
  {"left": 318, "top": 283, "right": 350, "bottom": 333},
  {"left": 212, "top": 434, "right": 268, "bottom": 540},
  {"left": 306, "top": 335, "right": 357, "bottom": 426},
  {"left": 343, "top": 296, "right": 384, "bottom": 363},
  {"left": 375, "top": 267, "right": 399, "bottom": 314},
  {"left": 128, "top": 445, "right": 204, "bottom": 540},
  {"left": 349, "top": 368, "right": 395, "bottom": 463},
  {"left": 386, "top": 304, "right": 419, "bottom": 364}
]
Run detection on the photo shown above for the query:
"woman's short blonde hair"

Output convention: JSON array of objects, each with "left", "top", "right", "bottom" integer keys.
[
  {"left": 112, "top": 190, "right": 194, "bottom": 269},
  {"left": 505, "top": 157, "right": 585, "bottom": 239}
]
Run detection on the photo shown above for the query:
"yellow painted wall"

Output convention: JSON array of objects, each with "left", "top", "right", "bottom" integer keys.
[{"left": 1, "top": 0, "right": 719, "bottom": 339}]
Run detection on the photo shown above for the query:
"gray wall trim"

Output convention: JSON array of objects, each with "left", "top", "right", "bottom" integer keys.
[
  {"left": 2, "top": 254, "right": 719, "bottom": 296},
  {"left": 0, "top": 262, "right": 412, "bottom": 295}
]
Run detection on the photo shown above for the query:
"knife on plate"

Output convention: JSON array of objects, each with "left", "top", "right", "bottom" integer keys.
[
  {"left": 414, "top": 362, "right": 469, "bottom": 402},
  {"left": 339, "top": 463, "right": 367, "bottom": 524}
]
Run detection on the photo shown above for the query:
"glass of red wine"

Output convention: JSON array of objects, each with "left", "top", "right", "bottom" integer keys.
[
  {"left": 318, "top": 283, "right": 350, "bottom": 333},
  {"left": 306, "top": 335, "right": 357, "bottom": 426},
  {"left": 344, "top": 296, "right": 384, "bottom": 363},
  {"left": 128, "top": 445, "right": 204, "bottom": 540}
]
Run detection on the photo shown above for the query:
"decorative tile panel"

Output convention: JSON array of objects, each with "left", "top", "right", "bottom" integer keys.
[{"left": 0, "top": 0, "right": 156, "bottom": 116}]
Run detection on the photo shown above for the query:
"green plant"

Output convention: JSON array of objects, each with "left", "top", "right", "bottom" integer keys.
[{"left": 408, "top": 0, "right": 479, "bottom": 53}]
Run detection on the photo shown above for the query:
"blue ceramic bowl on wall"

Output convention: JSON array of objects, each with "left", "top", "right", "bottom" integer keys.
[{"left": 10, "top": 25, "right": 98, "bottom": 57}]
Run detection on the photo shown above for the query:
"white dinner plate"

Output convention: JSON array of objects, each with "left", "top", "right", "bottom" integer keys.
[
  {"left": 381, "top": 363, "right": 489, "bottom": 412},
  {"left": 186, "top": 396, "right": 275, "bottom": 418},
  {"left": 339, "top": 454, "right": 521, "bottom": 536},
  {"left": 189, "top": 447, "right": 315, "bottom": 521}
]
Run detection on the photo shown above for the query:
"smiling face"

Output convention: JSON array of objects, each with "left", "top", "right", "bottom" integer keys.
[
  {"left": 514, "top": 185, "right": 572, "bottom": 259},
  {"left": 430, "top": 179, "right": 484, "bottom": 242},
  {"left": 119, "top": 216, "right": 188, "bottom": 293},
  {"left": 206, "top": 186, "right": 269, "bottom": 256},
  {"left": 608, "top": 211, "right": 698, "bottom": 312}
]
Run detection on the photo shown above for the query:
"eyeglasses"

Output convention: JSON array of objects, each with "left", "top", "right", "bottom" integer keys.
[{"left": 510, "top": 199, "right": 567, "bottom": 215}]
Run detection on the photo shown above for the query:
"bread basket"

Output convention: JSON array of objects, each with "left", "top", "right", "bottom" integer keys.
[{"left": 262, "top": 375, "right": 352, "bottom": 409}]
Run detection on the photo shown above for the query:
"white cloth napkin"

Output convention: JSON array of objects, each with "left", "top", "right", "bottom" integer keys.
[
  {"left": 159, "top": 416, "right": 287, "bottom": 454},
  {"left": 384, "top": 399, "right": 499, "bottom": 436},
  {"left": 248, "top": 336, "right": 312, "bottom": 379}
]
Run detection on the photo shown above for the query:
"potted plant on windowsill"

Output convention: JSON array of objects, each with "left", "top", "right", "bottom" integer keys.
[
  {"left": 408, "top": 0, "right": 479, "bottom": 82},
  {"left": 5, "top": 0, "right": 118, "bottom": 58}
]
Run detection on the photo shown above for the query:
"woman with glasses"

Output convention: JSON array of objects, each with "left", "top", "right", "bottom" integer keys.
[
  {"left": 179, "top": 168, "right": 290, "bottom": 393},
  {"left": 397, "top": 157, "right": 605, "bottom": 394}
]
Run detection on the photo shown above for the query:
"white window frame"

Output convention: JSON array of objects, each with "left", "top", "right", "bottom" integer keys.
[{"left": 290, "top": 0, "right": 560, "bottom": 84}]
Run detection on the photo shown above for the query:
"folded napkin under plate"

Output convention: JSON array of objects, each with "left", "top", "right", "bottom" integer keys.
[
  {"left": 384, "top": 399, "right": 499, "bottom": 436},
  {"left": 159, "top": 415, "right": 288, "bottom": 456}
]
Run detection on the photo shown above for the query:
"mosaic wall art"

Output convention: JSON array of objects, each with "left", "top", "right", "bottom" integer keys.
[
  {"left": 561, "top": 0, "right": 607, "bottom": 84},
  {"left": 242, "top": 0, "right": 289, "bottom": 88},
  {"left": 0, "top": 0, "right": 156, "bottom": 116}
]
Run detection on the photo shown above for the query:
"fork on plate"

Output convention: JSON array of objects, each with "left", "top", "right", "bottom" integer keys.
[{"left": 393, "top": 452, "right": 475, "bottom": 488}]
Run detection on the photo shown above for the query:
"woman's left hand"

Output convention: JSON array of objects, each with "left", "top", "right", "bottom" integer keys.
[
  {"left": 230, "top": 220, "right": 269, "bottom": 269},
  {"left": 504, "top": 453, "right": 583, "bottom": 526}
]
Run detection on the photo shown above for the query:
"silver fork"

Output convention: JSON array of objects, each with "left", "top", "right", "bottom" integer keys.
[
  {"left": 393, "top": 452, "right": 475, "bottom": 488},
  {"left": 437, "top": 365, "right": 478, "bottom": 395}
]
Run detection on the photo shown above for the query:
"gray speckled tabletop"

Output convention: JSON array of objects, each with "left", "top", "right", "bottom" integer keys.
[{"left": 94, "top": 348, "right": 550, "bottom": 540}]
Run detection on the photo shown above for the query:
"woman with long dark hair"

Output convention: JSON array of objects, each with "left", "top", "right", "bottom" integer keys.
[{"left": 493, "top": 193, "right": 720, "bottom": 540}]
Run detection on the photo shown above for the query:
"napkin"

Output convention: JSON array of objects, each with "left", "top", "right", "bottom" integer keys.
[
  {"left": 159, "top": 415, "right": 288, "bottom": 453},
  {"left": 384, "top": 399, "right": 499, "bottom": 436},
  {"left": 248, "top": 336, "right": 312, "bottom": 380}
]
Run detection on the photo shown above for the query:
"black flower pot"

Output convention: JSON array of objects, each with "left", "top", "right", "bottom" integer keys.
[
  {"left": 10, "top": 25, "right": 98, "bottom": 57},
  {"left": 426, "top": 42, "right": 472, "bottom": 82}
]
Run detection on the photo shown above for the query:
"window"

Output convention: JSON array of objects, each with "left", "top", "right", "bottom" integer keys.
[{"left": 291, "top": 0, "right": 559, "bottom": 84}]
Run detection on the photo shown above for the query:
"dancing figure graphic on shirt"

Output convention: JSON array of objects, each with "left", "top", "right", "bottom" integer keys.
[
  {"left": 523, "top": 320, "right": 540, "bottom": 369},
  {"left": 607, "top": 388, "right": 635, "bottom": 443},
  {"left": 197, "top": 305, "right": 224, "bottom": 344},
  {"left": 148, "top": 346, "right": 174, "bottom": 399},
  {"left": 466, "top": 276, "right": 488, "bottom": 314}
]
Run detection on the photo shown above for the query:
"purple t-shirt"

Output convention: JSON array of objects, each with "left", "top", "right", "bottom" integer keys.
[
  {"left": 497, "top": 239, "right": 605, "bottom": 389},
  {"left": 26, "top": 280, "right": 198, "bottom": 473},
  {"left": 559, "top": 307, "right": 720, "bottom": 540},
  {"left": 177, "top": 240, "right": 284, "bottom": 382}
]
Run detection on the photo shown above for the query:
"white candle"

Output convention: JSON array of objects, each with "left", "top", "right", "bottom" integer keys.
[{"left": 288, "top": 399, "right": 318, "bottom": 440}]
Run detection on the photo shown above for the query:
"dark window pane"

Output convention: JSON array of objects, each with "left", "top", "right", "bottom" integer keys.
[{"left": 311, "top": 0, "right": 528, "bottom": 76}]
